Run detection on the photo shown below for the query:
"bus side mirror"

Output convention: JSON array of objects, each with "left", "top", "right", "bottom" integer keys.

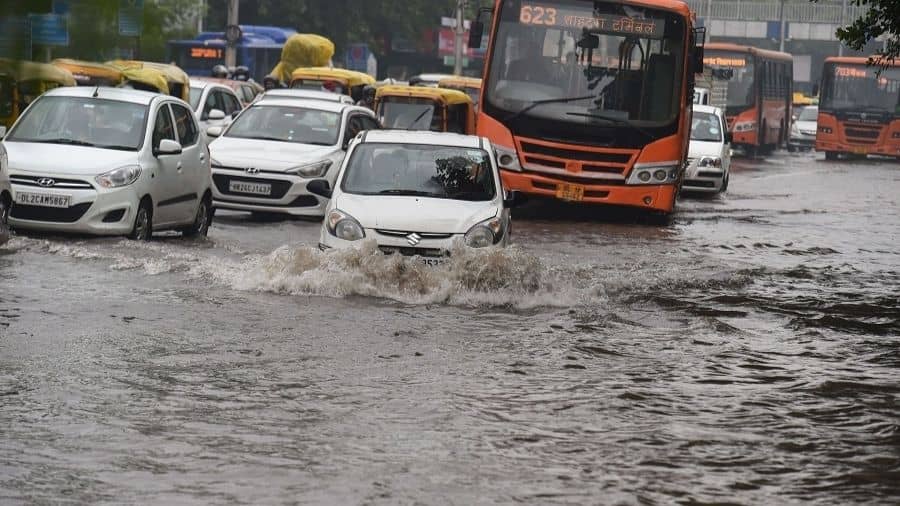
[{"left": 468, "top": 21, "right": 484, "bottom": 49}]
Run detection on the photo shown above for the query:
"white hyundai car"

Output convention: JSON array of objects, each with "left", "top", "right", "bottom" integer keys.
[
  {"left": 207, "top": 98, "right": 379, "bottom": 217},
  {"left": 313, "top": 130, "right": 519, "bottom": 258},
  {"left": 683, "top": 104, "right": 732, "bottom": 194},
  {"left": 4, "top": 87, "right": 213, "bottom": 239}
]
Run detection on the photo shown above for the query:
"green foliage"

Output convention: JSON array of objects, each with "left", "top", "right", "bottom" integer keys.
[{"left": 831, "top": 0, "right": 900, "bottom": 64}]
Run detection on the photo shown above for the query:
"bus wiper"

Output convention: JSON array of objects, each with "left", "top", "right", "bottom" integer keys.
[
  {"left": 566, "top": 112, "right": 654, "bottom": 140},
  {"left": 505, "top": 95, "right": 595, "bottom": 122}
]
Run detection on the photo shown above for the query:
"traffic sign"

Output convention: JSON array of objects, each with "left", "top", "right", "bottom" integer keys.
[
  {"left": 345, "top": 43, "right": 370, "bottom": 72},
  {"left": 29, "top": 14, "right": 69, "bottom": 47},
  {"left": 118, "top": 0, "right": 144, "bottom": 37}
]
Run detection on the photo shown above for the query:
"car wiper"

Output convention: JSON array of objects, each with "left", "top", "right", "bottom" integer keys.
[
  {"left": 505, "top": 95, "right": 596, "bottom": 123},
  {"left": 245, "top": 135, "right": 287, "bottom": 142},
  {"left": 406, "top": 108, "right": 432, "bottom": 130},
  {"left": 33, "top": 138, "right": 97, "bottom": 147},
  {"left": 448, "top": 191, "right": 490, "bottom": 200},
  {"left": 566, "top": 112, "right": 655, "bottom": 140},
  {"left": 378, "top": 189, "right": 438, "bottom": 197},
  {"left": 97, "top": 144, "right": 138, "bottom": 151}
]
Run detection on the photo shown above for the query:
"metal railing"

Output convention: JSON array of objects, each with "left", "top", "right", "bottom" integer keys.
[{"left": 684, "top": 0, "right": 866, "bottom": 24}]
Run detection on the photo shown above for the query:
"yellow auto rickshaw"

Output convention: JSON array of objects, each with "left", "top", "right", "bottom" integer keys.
[
  {"left": 52, "top": 59, "right": 125, "bottom": 87},
  {"left": 0, "top": 59, "right": 76, "bottom": 129},
  {"left": 375, "top": 85, "right": 475, "bottom": 135},
  {"left": 289, "top": 67, "right": 375, "bottom": 102},
  {"left": 107, "top": 60, "right": 191, "bottom": 102},
  {"left": 437, "top": 76, "right": 482, "bottom": 108}
]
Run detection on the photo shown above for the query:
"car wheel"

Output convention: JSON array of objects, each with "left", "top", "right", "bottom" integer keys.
[
  {"left": 128, "top": 199, "right": 152, "bottom": 241},
  {"left": 182, "top": 196, "right": 211, "bottom": 237},
  {"left": 720, "top": 173, "right": 729, "bottom": 193},
  {"left": 0, "top": 195, "right": 9, "bottom": 226}
]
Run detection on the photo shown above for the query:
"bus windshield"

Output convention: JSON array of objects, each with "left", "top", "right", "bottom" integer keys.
[
  {"left": 820, "top": 64, "right": 900, "bottom": 114},
  {"left": 704, "top": 51, "right": 755, "bottom": 109},
  {"left": 484, "top": 0, "right": 686, "bottom": 134}
]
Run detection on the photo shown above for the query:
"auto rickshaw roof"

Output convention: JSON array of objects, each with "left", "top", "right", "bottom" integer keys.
[
  {"left": 0, "top": 58, "right": 76, "bottom": 86},
  {"left": 289, "top": 67, "right": 376, "bottom": 87},
  {"left": 51, "top": 59, "right": 124, "bottom": 84},
  {"left": 437, "top": 76, "right": 482, "bottom": 91},
  {"left": 376, "top": 85, "right": 473, "bottom": 106}
]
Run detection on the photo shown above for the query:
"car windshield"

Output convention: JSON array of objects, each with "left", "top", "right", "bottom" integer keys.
[
  {"left": 377, "top": 99, "right": 442, "bottom": 131},
  {"left": 341, "top": 143, "right": 497, "bottom": 201},
  {"left": 705, "top": 51, "right": 756, "bottom": 108},
  {"left": 224, "top": 104, "right": 341, "bottom": 145},
  {"left": 189, "top": 86, "right": 202, "bottom": 109},
  {"left": 7, "top": 96, "right": 148, "bottom": 151},
  {"left": 821, "top": 64, "right": 900, "bottom": 113},
  {"left": 484, "top": 0, "right": 685, "bottom": 126},
  {"left": 798, "top": 106, "right": 818, "bottom": 121},
  {"left": 690, "top": 111, "right": 722, "bottom": 142}
]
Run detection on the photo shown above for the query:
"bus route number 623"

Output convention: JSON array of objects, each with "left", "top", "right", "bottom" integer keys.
[{"left": 520, "top": 5, "right": 558, "bottom": 25}]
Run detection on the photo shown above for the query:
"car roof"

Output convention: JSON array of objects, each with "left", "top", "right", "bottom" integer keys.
[
  {"left": 189, "top": 78, "right": 233, "bottom": 90},
  {"left": 42, "top": 85, "right": 159, "bottom": 105},
  {"left": 693, "top": 104, "right": 723, "bottom": 115},
  {"left": 247, "top": 97, "right": 357, "bottom": 113},
  {"left": 360, "top": 130, "right": 485, "bottom": 148},
  {"left": 258, "top": 89, "right": 353, "bottom": 103}
]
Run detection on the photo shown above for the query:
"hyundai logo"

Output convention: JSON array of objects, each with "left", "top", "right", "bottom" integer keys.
[
  {"left": 406, "top": 233, "right": 421, "bottom": 246},
  {"left": 38, "top": 178, "right": 56, "bottom": 187},
  {"left": 245, "top": 167, "right": 260, "bottom": 175}
]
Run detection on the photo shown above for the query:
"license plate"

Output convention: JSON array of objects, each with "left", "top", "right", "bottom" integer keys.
[
  {"left": 16, "top": 191, "right": 71, "bottom": 208},
  {"left": 555, "top": 183, "right": 585, "bottom": 202},
  {"left": 421, "top": 256, "right": 448, "bottom": 266},
  {"left": 229, "top": 180, "right": 272, "bottom": 195}
]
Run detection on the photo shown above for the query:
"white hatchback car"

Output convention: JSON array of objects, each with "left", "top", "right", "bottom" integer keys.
[
  {"left": 189, "top": 78, "right": 244, "bottom": 132},
  {"left": 3, "top": 87, "right": 213, "bottom": 239},
  {"left": 788, "top": 105, "right": 818, "bottom": 152},
  {"left": 208, "top": 98, "right": 379, "bottom": 217},
  {"left": 683, "top": 104, "right": 732, "bottom": 194},
  {"left": 312, "top": 130, "right": 518, "bottom": 258}
]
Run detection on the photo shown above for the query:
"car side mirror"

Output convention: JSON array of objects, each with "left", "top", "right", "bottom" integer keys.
[
  {"left": 724, "top": 132, "right": 733, "bottom": 144},
  {"left": 155, "top": 138, "right": 182, "bottom": 156},
  {"left": 208, "top": 109, "right": 226, "bottom": 121},
  {"left": 306, "top": 179, "right": 332, "bottom": 199},
  {"left": 0, "top": 126, "right": 6, "bottom": 139},
  {"left": 503, "top": 190, "right": 525, "bottom": 208},
  {"left": 468, "top": 21, "right": 484, "bottom": 49},
  {"left": 206, "top": 126, "right": 223, "bottom": 138}
]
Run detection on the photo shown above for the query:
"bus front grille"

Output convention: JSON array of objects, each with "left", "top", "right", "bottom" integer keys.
[{"left": 517, "top": 137, "right": 637, "bottom": 180}]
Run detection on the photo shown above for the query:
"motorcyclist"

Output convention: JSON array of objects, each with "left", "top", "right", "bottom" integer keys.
[{"left": 357, "top": 85, "right": 376, "bottom": 110}]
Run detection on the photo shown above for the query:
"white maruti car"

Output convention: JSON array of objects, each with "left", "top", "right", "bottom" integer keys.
[
  {"left": 3, "top": 87, "right": 213, "bottom": 239},
  {"left": 312, "top": 130, "right": 521, "bottom": 258},
  {"left": 788, "top": 105, "right": 818, "bottom": 152},
  {"left": 683, "top": 104, "right": 732, "bottom": 194},
  {"left": 207, "top": 98, "right": 379, "bottom": 217}
]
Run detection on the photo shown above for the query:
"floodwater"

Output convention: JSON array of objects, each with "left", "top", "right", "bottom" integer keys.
[{"left": 1, "top": 151, "right": 898, "bottom": 505}]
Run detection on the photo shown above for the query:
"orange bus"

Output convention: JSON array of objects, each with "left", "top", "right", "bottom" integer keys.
[
  {"left": 816, "top": 57, "right": 900, "bottom": 160},
  {"left": 702, "top": 43, "right": 793, "bottom": 156},
  {"left": 467, "top": 0, "right": 705, "bottom": 215}
]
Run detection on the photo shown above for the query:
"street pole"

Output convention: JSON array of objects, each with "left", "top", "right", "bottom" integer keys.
[
  {"left": 225, "top": 0, "right": 239, "bottom": 68},
  {"left": 838, "top": 0, "right": 846, "bottom": 56},
  {"left": 705, "top": 0, "right": 713, "bottom": 42},
  {"left": 778, "top": 0, "right": 786, "bottom": 52},
  {"left": 197, "top": 0, "right": 205, "bottom": 33},
  {"left": 453, "top": 0, "right": 467, "bottom": 75}
]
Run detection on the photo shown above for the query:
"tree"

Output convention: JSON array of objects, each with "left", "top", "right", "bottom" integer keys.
[{"left": 833, "top": 0, "right": 900, "bottom": 64}]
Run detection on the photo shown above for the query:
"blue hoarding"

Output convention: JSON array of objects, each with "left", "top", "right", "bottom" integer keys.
[{"left": 29, "top": 14, "right": 69, "bottom": 47}]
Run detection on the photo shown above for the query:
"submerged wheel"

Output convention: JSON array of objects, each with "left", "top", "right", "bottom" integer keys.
[
  {"left": 128, "top": 199, "right": 152, "bottom": 241},
  {"left": 720, "top": 173, "right": 729, "bottom": 193},
  {"left": 825, "top": 151, "right": 839, "bottom": 161},
  {"left": 181, "top": 196, "right": 211, "bottom": 237}
]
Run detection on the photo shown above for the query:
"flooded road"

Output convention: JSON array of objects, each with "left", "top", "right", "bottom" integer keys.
[{"left": 2, "top": 151, "right": 899, "bottom": 505}]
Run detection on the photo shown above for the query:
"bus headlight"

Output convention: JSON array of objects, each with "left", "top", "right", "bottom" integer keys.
[
  {"left": 627, "top": 163, "right": 680, "bottom": 185},
  {"left": 818, "top": 126, "right": 833, "bottom": 134},
  {"left": 734, "top": 121, "right": 756, "bottom": 132},
  {"left": 494, "top": 145, "right": 522, "bottom": 172}
]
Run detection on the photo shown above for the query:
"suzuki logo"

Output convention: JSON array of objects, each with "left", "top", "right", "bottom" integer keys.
[
  {"left": 860, "top": 113, "right": 868, "bottom": 121},
  {"left": 406, "top": 233, "right": 421, "bottom": 246},
  {"left": 38, "top": 178, "right": 56, "bottom": 187},
  {"left": 245, "top": 167, "right": 260, "bottom": 175}
]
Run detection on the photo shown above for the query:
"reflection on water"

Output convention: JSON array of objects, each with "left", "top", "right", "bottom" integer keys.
[{"left": 1, "top": 154, "right": 899, "bottom": 504}]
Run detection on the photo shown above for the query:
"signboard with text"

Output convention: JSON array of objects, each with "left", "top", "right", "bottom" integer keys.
[{"left": 29, "top": 14, "right": 69, "bottom": 47}]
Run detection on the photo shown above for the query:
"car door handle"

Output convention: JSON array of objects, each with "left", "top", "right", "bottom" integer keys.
[
  {"left": 176, "top": 162, "right": 183, "bottom": 171},
  {"left": 199, "top": 154, "right": 206, "bottom": 162}
]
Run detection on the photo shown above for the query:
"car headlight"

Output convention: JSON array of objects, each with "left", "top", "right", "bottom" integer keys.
[
  {"left": 464, "top": 216, "right": 505, "bottom": 248},
  {"left": 287, "top": 160, "right": 333, "bottom": 178},
  {"left": 698, "top": 156, "right": 722, "bottom": 168},
  {"left": 626, "top": 163, "right": 680, "bottom": 185},
  {"left": 95, "top": 165, "right": 141, "bottom": 188},
  {"left": 326, "top": 209, "right": 365, "bottom": 241},
  {"left": 494, "top": 144, "right": 522, "bottom": 172}
]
